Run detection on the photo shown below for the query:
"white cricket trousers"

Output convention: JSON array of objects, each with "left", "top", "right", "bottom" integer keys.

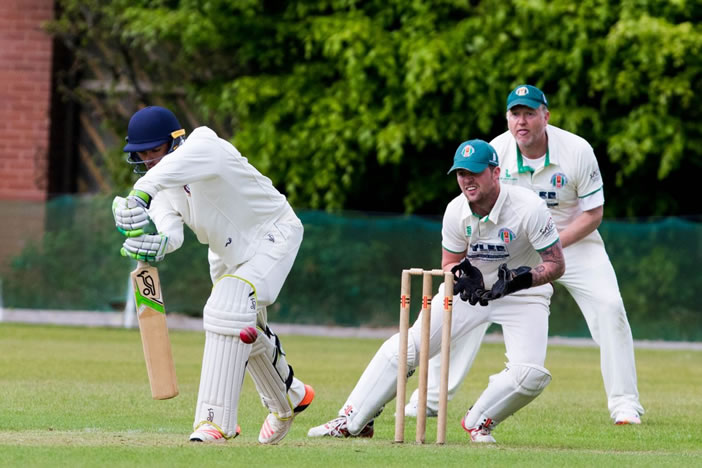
[
  {"left": 208, "top": 207, "right": 303, "bottom": 307},
  {"left": 341, "top": 283, "right": 551, "bottom": 434},
  {"left": 422, "top": 243, "right": 643, "bottom": 418}
]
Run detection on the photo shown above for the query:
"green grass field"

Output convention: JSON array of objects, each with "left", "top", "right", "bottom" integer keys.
[{"left": 1, "top": 323, "right": 700, "bottom": 467}]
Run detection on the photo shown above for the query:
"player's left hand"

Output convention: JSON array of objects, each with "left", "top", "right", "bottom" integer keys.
[
  {"left": 112, "top": 190, "right": 154, "bottom": 237},
  {"left": 451, "top": 258, "right": 488, "bottom": 306},
  {"left": 481, "top": 263, "right": 533, "bottom": 301},
  {"left": 121, "top": 233, "right": 169, "bottom": 262}
]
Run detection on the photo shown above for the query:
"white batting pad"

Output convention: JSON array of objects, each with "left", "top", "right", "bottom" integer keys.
[
  {"left": 193, "top": 331, "right": 251, "bottom": 438},
  {"left": 247, "top": 324, "right": 296, "bottom": 419},
  {"left": 463, "top": 362, "right": 551, "bottom": 429},
  {"left": 343, "top": 333, "right": 417, "bottom": 435},
  {"left": 204, "top": 275, "right": 257, "bottom": 336}
]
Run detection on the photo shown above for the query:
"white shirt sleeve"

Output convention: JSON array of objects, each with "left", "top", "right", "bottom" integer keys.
[
  {"left": 578, "top": 188, "right": 604, "bottom": 212},
  {"left": 134, "top": 127, "right": 223, "bottom": 197},
  {"left": 575, "top": 143, "right": 604, "bottom": 201},
  {"left": 525, "top": 199, "right": 560, "bottom": 252},
  {"left": 148, "top": 190, "right": 185, "bottom": 253},
  {"left": 441, "top": 198, "right": 468, "bottom": 254}
]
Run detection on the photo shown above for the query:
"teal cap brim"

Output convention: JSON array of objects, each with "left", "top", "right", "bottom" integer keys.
[
  {"left": 507, "top": 97, "right": 543, "bottom": 110},
  {"left": 447, "top": 161, "right": 489, "bottom": 174}
]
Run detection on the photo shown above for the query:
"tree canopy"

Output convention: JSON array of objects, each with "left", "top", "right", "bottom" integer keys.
[{"left": 49, "top": 0, "right": 702, "bottom": 216}]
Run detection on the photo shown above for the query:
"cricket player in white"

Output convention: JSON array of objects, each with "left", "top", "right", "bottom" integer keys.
[
  {"left": 111, "top": 106, "right": 314, "bottom": 444},
  {"left": 308, "top": 139, "right": 565, "bottom": 443},
  {"left": 406, "top": 85, "right": 644, "bottom": 425}
]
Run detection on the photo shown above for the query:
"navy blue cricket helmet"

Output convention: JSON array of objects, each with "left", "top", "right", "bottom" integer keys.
[{"left": 124, "top": 106, "right": 186, "bottom": 173}]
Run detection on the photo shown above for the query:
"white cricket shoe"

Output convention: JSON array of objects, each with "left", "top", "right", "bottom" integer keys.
[
  {"left": 614, "top": 411, "right": 642, "bottom": 425},
  {"left": 189, "top": 421, "right": 240, "bottom": 442},
  {"left": 307, "top": 416, "right": 375, "bottom": 438},
  {"left": 461, "top": 413, "right": 496, "bottom": 443},
  {"left": 259, "top": 384, "right": 315, "bottom": 444},
  {"left": 403, "top": 400, "right": 438, "bottom": 418}
]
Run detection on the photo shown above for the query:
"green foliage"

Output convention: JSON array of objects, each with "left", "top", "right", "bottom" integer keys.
[{"left": 49, "top": 0, "right": 702, "bottom": 216}]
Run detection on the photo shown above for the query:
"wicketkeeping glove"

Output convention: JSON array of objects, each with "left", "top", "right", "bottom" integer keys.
[
  {"left": 481, "top": 263, "right": 533, "bottom": 301},
  {"left": 451, "top": 257, "right": 488, "bottom": 306},
  {"left": 121, "top": 233, "right": 169, "bottom": 262},
  {"left": 112, "top": 189, "right": 154, "bottom": 237}
]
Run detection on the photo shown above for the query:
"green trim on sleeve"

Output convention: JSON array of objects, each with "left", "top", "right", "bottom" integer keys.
[
  {"left": 578, "top": 186, "right": 603, "bottom": 199},
  {"left": 442, "top": 245, "right": 466, "bottom": 254},
  {"left": 536, "top": 237, "right": 560, "bottom": 252}
]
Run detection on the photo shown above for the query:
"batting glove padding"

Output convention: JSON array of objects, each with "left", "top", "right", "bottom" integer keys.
[
  {"left": 112, "top": 190, "right": 154, "bottom": 237},
  {"left": 121, "top": 233, "right": 169, "bottom": 262},
  {"left": 482, "top": 264, "right": 533, "bottom": 301},
  {"left": 451, "top": 258, "right": 488, "bottom": 306}
]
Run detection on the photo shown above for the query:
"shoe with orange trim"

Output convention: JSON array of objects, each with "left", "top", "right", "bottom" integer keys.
[
  {"left": 258, "top": 384, "right": 315, "bottom": 444},
  {"left": 461, "top": 412, "right": 496, "bottom": 443},
  {"left": 614, "top": 411, "right": 642, "bottom": 425},
  {"left": 189, "top": 421, "right": 240, "bottom": 442}
]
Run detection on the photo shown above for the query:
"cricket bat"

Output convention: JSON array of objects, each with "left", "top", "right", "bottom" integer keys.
[{"left": 130, "top": 261, "right": 179, "bottom": 400}]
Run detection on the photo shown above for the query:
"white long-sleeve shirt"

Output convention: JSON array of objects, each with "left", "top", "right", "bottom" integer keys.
[{"left": 134, "top": 126, "right": 292, "bottom": 267}]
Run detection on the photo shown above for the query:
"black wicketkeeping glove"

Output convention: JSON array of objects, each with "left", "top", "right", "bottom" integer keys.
[
  {"left": 481, "top": 263, "right": 533, "bottom": 301},
  {"left": 451, "top": 258, "right": 488, "bottom": 306}
]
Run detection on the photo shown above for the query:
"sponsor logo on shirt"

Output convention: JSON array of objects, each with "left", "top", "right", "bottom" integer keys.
[
  {"left": 468, "top": 243, "right": 509, "bottom": 261},
  {"left": 589, "top": 169, "right": 601, "bottom": 182},
  {"left": 225, "top": 237, "right": 232, "bottom": 247},
  {"left": 465, "top": 226, "right": 472, "bottom": 237},
  {"left": 538, "top": 191, "right": 559, "bottom": 207},
  {"left": 183, "top": 184, "right": 191, "bottom": 195},
  {"left": 539, "top": 217, "right": 556, "bottom": 237},
  {"left": 499, "top": 168, "right": 519, "bottom": 182}
]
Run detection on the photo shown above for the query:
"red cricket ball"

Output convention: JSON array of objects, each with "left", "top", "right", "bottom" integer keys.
[{"left": 240, "top": 326, "right": 258, "bottom": 344}]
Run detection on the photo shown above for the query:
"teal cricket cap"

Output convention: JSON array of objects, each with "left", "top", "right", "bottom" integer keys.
[
  {"left": 506, "top": 84, "right": 548, "bottom": 110},
  {"left": 447, "top": 139, "right": 499, "bottom": 174}
]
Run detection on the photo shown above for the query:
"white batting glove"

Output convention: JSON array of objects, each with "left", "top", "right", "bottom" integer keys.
[
  {"left": 121, "top": 233, "right": 169, "bottom": 262},
  {"left": 112, "top": 190, "right": 154, "bottom": 237}
]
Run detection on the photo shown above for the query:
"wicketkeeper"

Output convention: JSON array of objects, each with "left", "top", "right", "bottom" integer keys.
[
  {"left": 112, "top": 106, "right": 314, "bottom": 444},
  {"left": 308, "top": 139, "right": 565, "bottom": 443},
  {"left": 405, "top": 85, "right": 644, "bottom": 425}
]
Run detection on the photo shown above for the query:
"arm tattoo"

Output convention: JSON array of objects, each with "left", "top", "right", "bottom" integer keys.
[{"left": 531, "top": 241, "right": 566, "bottom": 287}]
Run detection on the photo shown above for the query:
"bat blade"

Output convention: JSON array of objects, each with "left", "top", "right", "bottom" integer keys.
[{"left": 131, "top": 261, "right": 178, "bottom": 400}]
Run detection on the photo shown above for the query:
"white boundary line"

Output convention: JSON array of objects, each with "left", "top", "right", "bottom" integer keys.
[{"left": 2, "top": 308, "right": 701, "bottom": 350}]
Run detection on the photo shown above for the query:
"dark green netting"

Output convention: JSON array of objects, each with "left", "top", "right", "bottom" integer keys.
[{"left": 2, "top": 196, "right": 700, "bottom": 341}]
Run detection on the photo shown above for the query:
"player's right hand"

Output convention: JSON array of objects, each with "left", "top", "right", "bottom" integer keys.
[
  {"left": 112, "top": 190, "right": 154, "bottom": 237},
  {"left": 120, "top": 233, "right": 168, "bottom": 262},
  {"left": 451, "top": 258, "right": 488, "bottom": 306}
]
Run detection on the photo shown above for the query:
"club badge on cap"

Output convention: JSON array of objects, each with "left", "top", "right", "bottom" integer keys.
[
  {"left": 448, "top": 139, "right": 499, "bottom": 174},
  {"left": 506, "top": 84, "right": 548, "bottom": 110}
]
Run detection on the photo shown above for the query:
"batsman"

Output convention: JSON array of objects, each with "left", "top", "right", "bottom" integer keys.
[{"left": 112, "top": 106, "right": 314, "bottom": 444}]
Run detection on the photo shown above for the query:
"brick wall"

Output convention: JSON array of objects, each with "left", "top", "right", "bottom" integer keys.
[{"left": 0, "top": 0, "right": 54, "bottom": 201}]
